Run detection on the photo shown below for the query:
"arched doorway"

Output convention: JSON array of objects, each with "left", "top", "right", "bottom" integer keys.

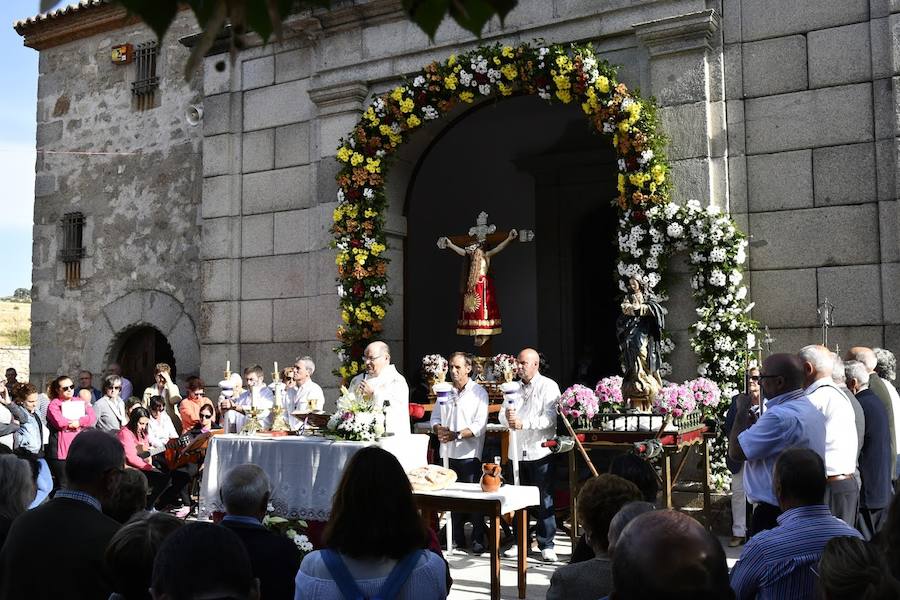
[
  {"left": 403, "top": 95, "right": 619, "bottom": 384},
  {"left": 115, "top": 326, "right": 176, "bottom": 397}
]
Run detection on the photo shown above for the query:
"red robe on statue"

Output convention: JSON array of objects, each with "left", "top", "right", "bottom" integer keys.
[{"left": 456, "top": 246, "right": 502, "bottom": 336}]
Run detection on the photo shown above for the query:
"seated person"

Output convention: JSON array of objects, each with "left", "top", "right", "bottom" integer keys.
[
  {"left": 105, "top": 511, "right": 184, "bottom": 600},
  {"left": 103, "top": 468, "right": 150, "bottom": 524},
  {"left": 117, "top": 407, "right": 171, "bottom": 510},
  {"left": 156, "top": 405, "right": 216, "bottom": 516},
  {"left": 146, "top": 396, "right": 178, "bottom": 461},
  {"left": 178, "top": 376, "right": 215, "bottom": 433},
  {"left": 818, "top": 536, "right": 900, "bottom": 600}
]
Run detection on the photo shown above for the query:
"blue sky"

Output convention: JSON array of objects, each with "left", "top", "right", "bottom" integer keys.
[{"left": 0, "top": 1, "right": 43, "bottom": 297}]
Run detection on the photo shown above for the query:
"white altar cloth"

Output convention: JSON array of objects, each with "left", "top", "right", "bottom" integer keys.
[
  {"left": 413, "top": 482, "right": 539, "bottom": 515},
  {"left": 199, "top": 434, "right": 428, "bottom": 520}
]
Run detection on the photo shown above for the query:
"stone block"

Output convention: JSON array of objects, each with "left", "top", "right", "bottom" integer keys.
[
  {"left": 748, "top": 204, "right": 879, "bottom": 269},
  {"left": 273, "top": 297, "right": 310, "bottom": 342},
  {"left": 749, "top": 269, "right": 818, "bottom": 327},
  {"left": 384, "top": 248, "right": 403, "bottom": 295},
  {"left": 886, "top": 325, "right": 900, "bottom": 355},
  {"left": 876, "top": 139, "right": 897, "bottom": 200},
  {"left": 664, "top": 271, "right": 697, "bottom": 330},
  {"left": 881, "top": 201, "right": 900, "bottom": 262},
  {"left": 244, "top": 79, "right": 312, "bottom": 131},
  {"left": 241, "top": 55, "right": 274, "bottom": 90},
  {"left": 740, "top": 0, "right": 869, "bottom": 41},
  {"left": 242, "top": 166, "right": 312, "bottom": 214},
  {"left": 710, "top": 156, "right": 728, "bottom": 209},
  {"left": 667, "top": 328, "right": 698, "bottom": 382},
  {"left": 202, "top": 176, "right": 236, "bottom": 219},
  {"left": 311, "top": 249, "right": 339, "bottom": 296},
  {"left": 241, "top": 253, "right": 311, "bottom": 299},
  {"left": 318, "top": 28, "right": 363, "bottom": 72},
  {"left": 808, "top": 23, "right": 871, "bottom": 88},
  {"left": 241, "top": 213, "right": 274, "bottom": 258},
  {"left": 240, "top": 299, "right": 273, "bottom": 342},
  {"left": 201, "top": 216, "right": 238, "bottom": 260},
  {"left": 728, "top": 155, "right": 748, "bottom": 214},
  {"left": 723, "top": 0, "right": 741, "bottom": 44},
  {"left": 238, "top": 343, "right": 300, "bottom": 376},
  {"left": 203, "top": 134, "right": 232, "bottom": 177},
  {"left": 242, "top": 129, "right": 275, "bottom": 173},
  {"left": 659, "top": 102, "right": 710, "bottom": 160},
  {"left": 813, "top": 143, "right": 877, "bottom": 206},
  {"left": 669, "top": 158, "right": 710, "bottom": 204},
  {"left": 276, "top": 48, "right": 311, "bottom": 83},
  {"left": 884, "top": 262, "right": 900, "bottom": 323},
  {"left": 742, "top": 36, "right": 807, "bottom": 98},
  {"left": 204, "top": 56, "right": 231, "bottom": 96},
  {"left": 200, "top": 301, "right": 236, "bottom": 344},
  {"left": 764, "top": 327, "right": 883, "bottom": 355},
  {"left": 726, "top": 100, "right": 745, "bottom": 155},
  {"left": 171, "top": 310, "right": 202, "bottom": 381},
  {"left": 745, "top": 84, "right": 873, "bottom": 154},
  {"left": 275, "top": 123, "right": 310, "bottom": 168},
  {"left": 871, "top": 18, "right": 892, "bottom": 79},
  {"left": 871, "top": 0, "right": 891, "bottom": 19},
  {"left": 317, "top": 112, "right": 362, "bottom": 158},
  {"left": 747, "top": 150, "right": 813, "bottom": 212},
  {"left": 647, "top": 52, "right": 708, "bottom": 107},
  {"left": 874, "top": 78, "right": 895, "bottom": 141},
  {"left": 34, "top": 174, "right": 57, "bottom": 198},
  {"left": 273, "top": 209, "right": 311, "bottom": 254},
  {"left": 202, "top": 259, "right": 237, "bottom": 302},
  {"left": 36, "top": 121, "right": 62, "bottom": 146},
  {"left": 102, "top": 291, "right": 143, "bottom": 334},
  {"left": 315, "top": 158, "right": 342, "bottom": 205},
  {"left": 307, "top": 294, "right": 339, "bottom": 342},
  {"left": 202, "top": 93, "right": 231, "bottom": 137},
  {"left": 818, "top": 264, "right": 883, "bottom": 325},
  {"left": 724, "top": 43, "right": 743, "bottom": 100}
]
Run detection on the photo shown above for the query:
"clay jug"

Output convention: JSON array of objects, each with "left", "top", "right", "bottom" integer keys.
[{"left": 480, "top": 462, "right": 502, "bottom": 493}]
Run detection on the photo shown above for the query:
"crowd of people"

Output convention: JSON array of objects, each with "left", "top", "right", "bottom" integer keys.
[{"left": 1, "top": 341, "right": 900, "bottom": 599}]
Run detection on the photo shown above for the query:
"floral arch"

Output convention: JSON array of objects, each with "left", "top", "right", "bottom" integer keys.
[{"left": 330, "top": 42, "right": 756, "bottom": 409}]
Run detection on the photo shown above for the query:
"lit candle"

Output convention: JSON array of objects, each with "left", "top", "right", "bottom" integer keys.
[
  {"left": 226, "top": 360, "right": 231, "bottom": 373},
  {"left": 274, "top": 361, "right": 278, "bottom": 375}
]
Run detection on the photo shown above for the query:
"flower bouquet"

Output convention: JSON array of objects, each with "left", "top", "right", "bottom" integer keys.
[
  {"left": 421, "top": 354, "right": 448, "bottom": 382},
  {"left": 491, "top": 353, "right": 518, "bottom": 382},
  {"left": 325, "top": 386, "right": 386, "bottom": 441},
  {"left": 263, "top": 512, "right": 314, "bottom": 557},
  {"left": 560, "top": 384, "right": 600, "bottom": 428},
  {"left": 653, "top": 383, "right": 700, "bottom": 431},
  {"left": 685, "top": 377, "right": 721, "bottom": 417}
]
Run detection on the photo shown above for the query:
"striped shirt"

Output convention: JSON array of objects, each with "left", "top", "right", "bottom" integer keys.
[
  {"left": 730, "top": 504, "right": 862, "bottom": 600},
  {"left": 53, "top": 489, "right": 102, "bottom": 512}
]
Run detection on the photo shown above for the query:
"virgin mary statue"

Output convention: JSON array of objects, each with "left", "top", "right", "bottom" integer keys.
[{"left": 616, "top": 275, "right": 665, "bottom": 411}]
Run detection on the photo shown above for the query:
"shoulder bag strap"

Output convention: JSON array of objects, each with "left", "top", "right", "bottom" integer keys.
[
  {"left": 374, "top": 551, "right": 424, "bottom": 600},
  {"left": 320, "top": 549, "right": 366, "bottom": 600}
]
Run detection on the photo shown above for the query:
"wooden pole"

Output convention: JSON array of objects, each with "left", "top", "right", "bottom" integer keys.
[{"left": 556, "top": 400, "right": 598, "bottom": 477}]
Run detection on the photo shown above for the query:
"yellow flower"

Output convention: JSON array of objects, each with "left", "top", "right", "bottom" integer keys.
[
  {"left": 596, "top": 76, "right": 610, "bottom": 94},
  {"left": 365, "top": 158, "right": 381, "bottom": 174},
  {"left": 344, "top": 205, "right": 358, "bottom": 218},
  {"left": 617, "top": 173, "right": 625, "bottom": 194},
  {"left": 649, "top": 182, "right": 657, "bottom": 193},
  {"left": 364, "top": 208, "right": 377, "bottom": 218},
  {"left": 500, "top": 64, "right": 517, "bottom": 81},
  {"left": 556, "top": 89, "right": 572, "bottom": 103},
  {"left": 618, "top": 121, "right": 630, "bottom": 135},
  {"left": 493, "top": 57, "right": 501, "bottom": 65},
  {"left": 459, "top": 91, "right": 474, "bottom": 103},
  {"left": 354, "top": 249, "right": 368, "bottom": 265},
  {"left": 612, "top": 134, "right": 618, "bottom": 147},
  {"left": 339, "top": 366, "right": 349, "bottom": 378},
  {"left": 444, "top": 73, "right": 458, "bottom": 90},
  {"left": 341, "top": 310, "right": 350, "bottom": 323},
  {"left": 333, "top": 207, "right": 343, "bottom": 222},
  {"left": 372, "top": 305, "right": 386, "bottom": 319},
  {"left": 379, "top": 124, "right": 392, "bottom": 136},
  {"left": 448, "top": 54, "right": 457, "bottom": 66},
  {"left": 629, "top": 172, "right": 647, "bottom": 188},
  {"left": 370, "top": 242, "right": 386, "bottom": 256},
  {"left": 350, "top": 152, "right": 364, "bottom": 166},
  {"left": 406, "top": 114, "right": 421, "bottom": 128},
  {"left": 501, "top": 46, "right": 514, "bottom": 58},
  {"left": 390, "top": 87, "right": 405, "bottom": 102},
  {"left": 336, "top": 147, "right": 352, "bottom": 162},
  {"left": 581, "top": 87, "right": 599, "bottom": 115},
  {"left": 498, "top": 83, "right": 512, "bottom": 96},
  {"left": 555, "top": 55, "right": 572, "bottom": 72},
  {"left": 399, "top": 98, "right": 415, "bottom": 113},
  {"left": 553, "top": 75, "right": 571, "bottom": 90},
  {"left": 336, "top": 251, "right": 349, "bottom": 266},
  {"left": 625, "top": 101, "right": 641, "bottom": 124},
  {"left": 651, "top": 164, "right": 666, "bottom": 184}
]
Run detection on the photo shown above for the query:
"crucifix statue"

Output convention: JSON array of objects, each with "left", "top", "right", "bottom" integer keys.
[
  {"left": 437, "top": 212, "right": 534, "bottom": 353},
  {"left": 762, "top": 326, "right": 776, "bottom": 355},
  {"left": 817, "top": 297, "right": 836, "bottom": 347}
]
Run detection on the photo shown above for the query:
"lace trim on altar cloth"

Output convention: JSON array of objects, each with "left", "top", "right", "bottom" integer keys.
[{"left": 199, "top": 497, "right": 332, "bottom": 522}]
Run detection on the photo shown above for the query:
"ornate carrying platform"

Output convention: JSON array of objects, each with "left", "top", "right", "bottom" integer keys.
[{"left": 568, "top": 413, "right": 713, "bottom": 542}]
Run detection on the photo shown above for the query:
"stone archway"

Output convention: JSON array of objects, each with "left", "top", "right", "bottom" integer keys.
[{"left": 82, "top": 290, "right": 199, "bottom": 390}]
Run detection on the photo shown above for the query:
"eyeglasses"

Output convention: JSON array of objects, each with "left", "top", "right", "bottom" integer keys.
[
  {"left": 748, "top": 375, "right": 760, "bottom": 382},
  {"left": 363, "top": 355, "right": 384, "bottom": 363},
  {"left": 757, "top": 374, "right": 782, "bottom": 380},
  {"left": 60, "top": 385, "right": 74, "bottom": 391},
  {"left": 111, "top": 386, "right": 121, "bottom": 390}
]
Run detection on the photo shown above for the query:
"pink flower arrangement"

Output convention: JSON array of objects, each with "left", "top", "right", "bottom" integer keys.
[
  {"left": 653, "top": 383, "right": 697, "bottom": 417},
  {"left": 594, "top": 376, "right": 625, "bottom": 410},
  {"left": 492, "top": 354, "right": 518, "bottom": 378},
  {"left": 560, "top": 384, "right": 600, "bottom": 422},
  {"left": 686, "top": 377, "right": 721, "bottom": 412}
]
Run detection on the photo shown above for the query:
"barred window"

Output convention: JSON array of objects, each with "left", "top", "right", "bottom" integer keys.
[
  {"left": 60, "top": 212, "right": 85, "bottom": 288},
  {"left": 131, "top": 41, "right": 159, "bottom": 111}
]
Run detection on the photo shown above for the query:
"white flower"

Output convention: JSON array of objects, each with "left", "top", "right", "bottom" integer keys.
[
  {"left": 538, "top": 47, "right": 549, "bottom": 58},
  {"left": 646, "top": 256, "right": 658, "bottom": 269},
  {"left": 747, "top": 332, "right": 757, "bottom": 348},
  {"left": 709, "top": 247, "right": 727, "bottom": 263},
  {"left": 639, "top": 149, "right": 654, "bottom": 164},
  {"left": 603, "top": 121, "right": 615, "bottom": 133},
  {"left": 631, "top": 246, "right": 643, "bottom": 257},
  {"left": 697, "top": 362, "right": 709, "bottom": 376},
  {"left": 735, "top": 286, "right": 747, "bottom": 300},
  {"left": 646, "top": 272, "right": 661, "bottom": 288},
  {"left": 729, "top": 270, "right": 743, "bottom": 285},
  {"left": 422, "top": 106, "right": 439, "bottom": 120},
  {"left": 706, "top": 204, "right": 720, "bottom": 215},
  {"left": 666, "top": 223, "right": 684, "bottom": 238},
  {"left": 538, "top": 88, "right": 551, "bottom": 100},
  {"left": 659, "top": 362, "right": 672, "bottom": 377},
  {"left": 649, "top": 244, "right": 663, "bottom": 257},
  {"left": 686, "top": 199, "right": 702, "bottom": 211},
  {"left": 412, "top": 75, "right": 425, "bottom": 87},
  {"left": 617, "top": 158, "right": 626, "bottom": 172},
  {"left": 621, "top": 97, "right": 634, "bottom": 111},
  {"left": 735, "top": 246, "right": 746, "bottom": 264},
  {"left": 337, "top": 189, "right": 345, "bottom": 202},
  {"left": 375, "top": 149, "right": 385, "bottom": 158},
  {"left": 487, "top": 68, "right": 501, "bottom": 82},
  {"left": 664, "top": 203, "right": 679, "bottom": 219},
  {"left": 709, "top": 269, "right": 727, "bottom": 287},
  {"left": 363, "top": 188, "right": 374, "bottom": 200},
  {"left": 459, "top": 71, "right": 472, "bottom": 86},
  {"left": 478, "top": 84, "right": 491, "bottom": 95}
]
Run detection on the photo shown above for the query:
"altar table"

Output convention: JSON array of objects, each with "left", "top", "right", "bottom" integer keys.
[
  {"left": 414, "top": 482, "right": 540, "bottom": 600},
  {"left": 199, "top": 434, "right": 428, "bottom": 520}
]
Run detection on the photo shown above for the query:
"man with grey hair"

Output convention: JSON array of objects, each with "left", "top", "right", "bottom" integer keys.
[
  {"left": 831, "top": 353, "right": 865, "bottom": 465},
  {"left": 874, "top": 348, "right": 900, "bottom": 481},
  {"left": 846, "top": 346, "right": 896, "bottom": 477},
  {"left": 799, "top": 345, "right": 858, "bottom": 526},
  {"left": 349, "top": 341, "right": 410, "bottom": 435},
  {"left": 219, "top": 464, "right": 302, "bottom": 600},
  {"left": 286, "top": 356, "right": 325, "bottom": 430},
  {"left": 845, "top": 360, "right": 894, "bottom": 539}
]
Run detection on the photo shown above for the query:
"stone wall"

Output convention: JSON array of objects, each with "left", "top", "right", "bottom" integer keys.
[
  {"left": 28, "top": 11, "right": 203, "bottom": 389},
  {"left": 723, "top": 0, "right": 900, "bottom": 353},
  {"left": 0, "top": 347, "right": 30, "bottom": 383}
]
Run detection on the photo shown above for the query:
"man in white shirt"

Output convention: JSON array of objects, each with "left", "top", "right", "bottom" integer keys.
[
  {"left": 349, "top": 341, "right": 410, "bottom": 436},
  {"left": 799, "top": 344, "right": 859, "bottom": 526},
  {"left": 219, "top": 365, "right": 274, "bottom": 433},
  {"left": 431, "top": 351, "right": 489, "bottom": 554},
  {"left": 286, "top": 356, "right": 326, "bottom": 430},
  {"left": 500, "top": 347, "right": 561, "bottom": 562}
]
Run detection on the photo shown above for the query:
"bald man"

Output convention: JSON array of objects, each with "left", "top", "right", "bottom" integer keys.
[
  {"left": 799, "top": 345, "right": 858, "bottom": 526},
  {"left": 728, "top": 353, "right": 826, "bottom": 535},
  {"left": 499, "top": 347, "right": 562, "bottom": 562},
  {"left": 349, "top": 341, "right": 410, "bottom": 435},
  {"left": 609, "top": 510, "right": 732, "bottom": 599},
  {"left": 846, "top": 346, "right": 896, "bottom": 477}
]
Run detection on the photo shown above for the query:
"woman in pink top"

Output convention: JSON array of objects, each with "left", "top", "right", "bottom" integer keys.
[
  {"left": 118, "top": 406, "right": 171, "bottom": 509},
  {"left": 45, "top": 375, "right": 95, "bottom": 491}
]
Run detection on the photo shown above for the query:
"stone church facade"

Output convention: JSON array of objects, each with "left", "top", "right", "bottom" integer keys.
[{"left": 16, "top": 0, "right": 899, "bottom": 398}]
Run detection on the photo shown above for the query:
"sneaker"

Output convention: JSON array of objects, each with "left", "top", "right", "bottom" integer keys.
[
  {"left": 471, "top": 542, "right": 486, "bottom": 556},
  {"left": 502, "top": 546, "right": 518, "bottom": 558},
  {"left": 540, "top": 548, "right": 558, "bottom": 562}
]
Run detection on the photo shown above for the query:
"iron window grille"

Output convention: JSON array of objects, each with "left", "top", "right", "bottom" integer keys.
[
  {"left": 131, "top": 41, "right": 159, "bottom": 110},
  {"left": 60, "top": 212, "right": 85, "bottom": 288}
]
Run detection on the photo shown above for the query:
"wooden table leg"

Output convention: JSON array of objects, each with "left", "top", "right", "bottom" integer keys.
[
  {"left": 516, "top": 508, "right": 527, "bottom": 599},
  {"left": 568, "top": 450, "right": 578, "bottom": 546},
  {"left": 501, "top": 431, "right": 509, "bottom": 466},
  {"left": 490, "top": 512, "right": 501, "bottom": 600},
  {"left": 662, "top": 451, "right": 673, "bottom": 509}
]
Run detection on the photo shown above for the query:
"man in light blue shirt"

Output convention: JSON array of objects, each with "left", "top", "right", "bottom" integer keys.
[{"left": 728, "top": 353, "right": 826, "bottom": 535}]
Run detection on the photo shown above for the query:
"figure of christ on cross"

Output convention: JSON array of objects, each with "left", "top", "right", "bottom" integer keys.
[{"left": 437, "top": 212, "right": 532, "bottom": 354}]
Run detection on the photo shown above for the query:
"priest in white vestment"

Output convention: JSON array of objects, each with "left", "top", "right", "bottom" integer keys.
[
  {"left": 220, "top": 365, "right": 274, "bottom": 432},
  {"left": 349, "top": 341, "right": 410, "bottom": 436},
  {"left": 286, "top": 355, "right": 326, "bottom": 430}
]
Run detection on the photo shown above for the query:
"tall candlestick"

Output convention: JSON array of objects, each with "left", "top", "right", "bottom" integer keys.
[
  {"left": 226, "top": 360, "right": 231, "bottom": 373},
  {"left": 274, "top": 361, "right": 278, "bottom": 375}
]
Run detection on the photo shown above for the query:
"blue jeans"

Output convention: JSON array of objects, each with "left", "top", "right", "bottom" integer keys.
[
  {"left": 517, "top": 454, "right": 556, "bottom": 549},
  {"left": 449, "top": 457, "right": 486, "bottom": 547}
]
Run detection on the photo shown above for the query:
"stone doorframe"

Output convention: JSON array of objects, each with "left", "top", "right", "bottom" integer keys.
[{"left": 82, "top": 290, "right": 200, "bottom": 388}]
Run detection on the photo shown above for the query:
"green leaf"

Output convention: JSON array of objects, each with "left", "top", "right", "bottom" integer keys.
[
  {"left": 449, "top": 0, "right": 515, "bottom": 37},
  {"left": 115, "top": 0, "right": 179, "bottom": 40},
  {"left": 403, "top": 0, "right": 451, "bottom": 39}
]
